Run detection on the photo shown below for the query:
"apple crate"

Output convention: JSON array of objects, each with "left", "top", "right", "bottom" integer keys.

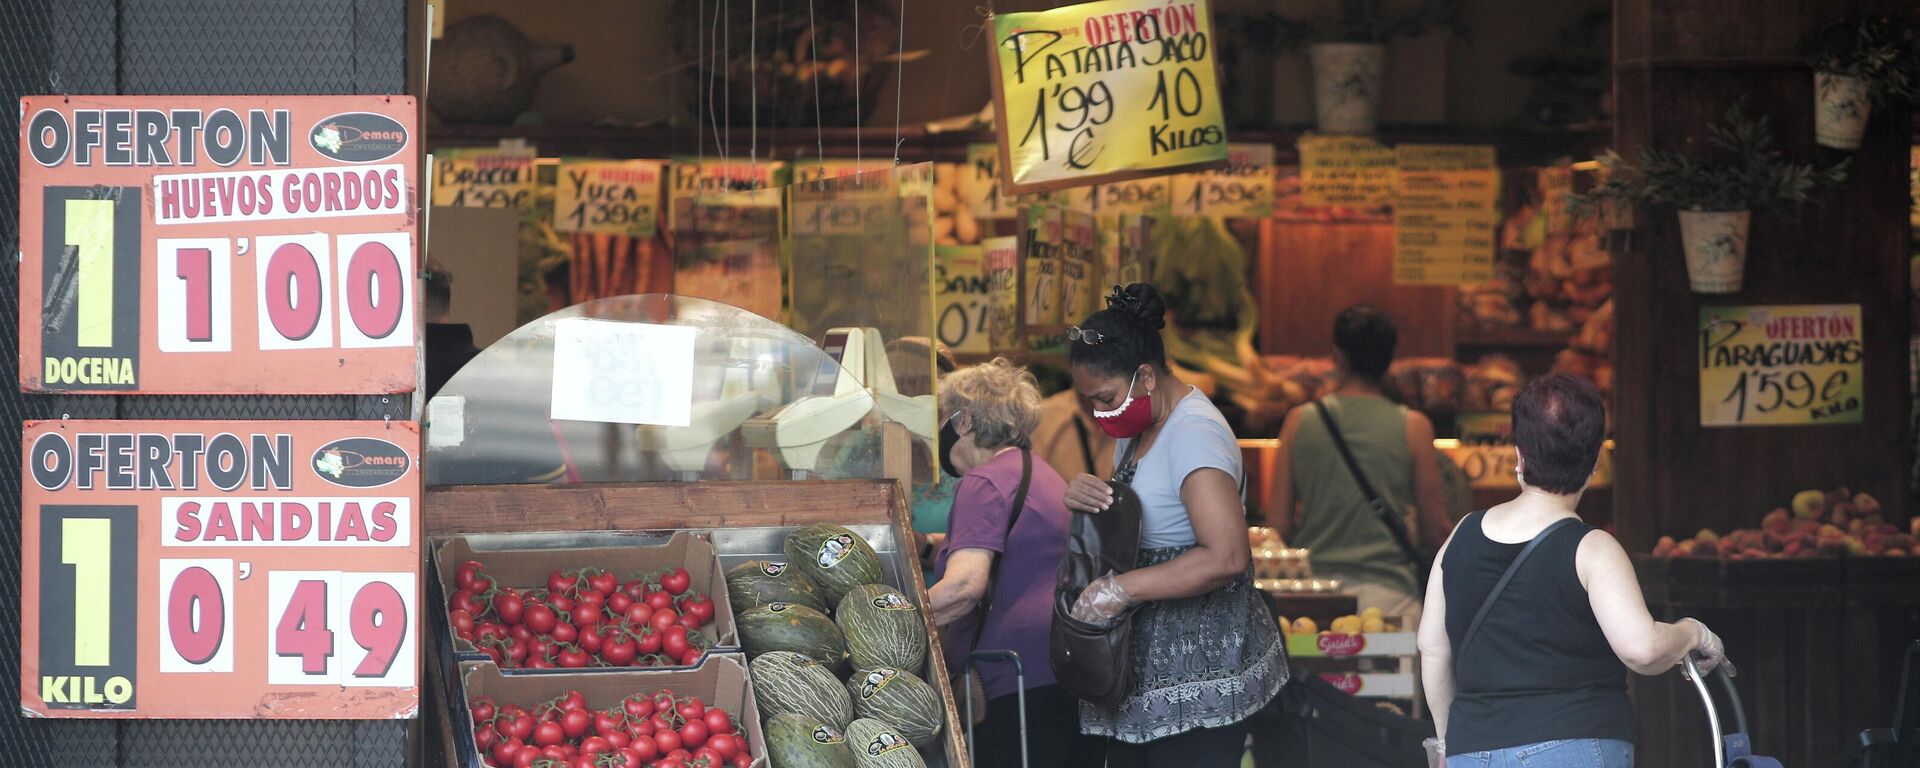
[
  {"left": 452, "top": 654, "right": 767, "bottom": 768},
  {"left": 434, "top": 531, "right": 740, "bottom": 663}
]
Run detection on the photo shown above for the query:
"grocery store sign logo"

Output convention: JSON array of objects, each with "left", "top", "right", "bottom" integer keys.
[
  {"left": 1317, "top": 634, "right": 1366, "bottom": 656},
  {"left": 310, "top": 112, "right": 409, "bottom": 163},
  {"left": 312, "top": 437, "right": 411, "bottom": 488},
  {"left": 817, "top": 534, "right": 855, "bottom": 568}
]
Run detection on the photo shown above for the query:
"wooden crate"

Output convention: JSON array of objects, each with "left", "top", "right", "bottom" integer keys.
[{"left": 424, "top": 479, "right": 971, "bottom": 768}]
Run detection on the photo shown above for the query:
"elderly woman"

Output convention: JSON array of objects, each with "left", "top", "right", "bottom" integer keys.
[
  {"left": 1419, "top": 375, "right": 1727, "bottom": 766},
  {"left": 1062, "top": 284, "right": 1284, "bottom": 767},
  {"left": 928, "top": 358, "right": 1097, "bottom": 768}
]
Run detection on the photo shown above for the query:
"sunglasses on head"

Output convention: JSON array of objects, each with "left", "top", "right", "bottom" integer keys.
[{"left": 1067, "top": 326, "right": 1108, "bottom": 345}]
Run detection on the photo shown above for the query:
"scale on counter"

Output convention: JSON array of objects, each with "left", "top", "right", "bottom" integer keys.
[{"left": 741, "top": 327, "right": 934, "bottom": 477}]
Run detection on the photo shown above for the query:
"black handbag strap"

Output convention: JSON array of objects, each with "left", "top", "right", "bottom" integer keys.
[
  {"left": 1312, "top": 400, "right": 1424, "bottom": 576},
  {"left": 1459, "top": 516, "right": 1583, "bottom": 656},
  {"left": 1070, "top": 413, "right": 1099, "bottom": 477},
  {"left": 968, "top": 449, "right": 1032, "bottom": 653}
]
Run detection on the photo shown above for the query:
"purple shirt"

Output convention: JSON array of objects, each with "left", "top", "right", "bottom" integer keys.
[{"left": 934, "top": 449, "right": 1069, "bottom": 700}]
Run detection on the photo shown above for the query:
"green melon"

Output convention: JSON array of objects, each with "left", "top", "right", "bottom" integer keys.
[
  {"left": 764, "top": 712, "right": 858, "bottom": 768},
  {"left": 726, "top": 559, "right": 828, "bottom": 614},
  {"left": 784, "top": 524, "right": 884, "bottom": 604},
  {"left": 739, "top": 603, "right": 850, "bottom": 668},
  {"left": 844, "top": 718, "right": 928, "bottom": 768},
  {"left": 835, "top": 584, "right": 928, "bottom": 673},
  {"left": 845, "top": 667, "right": 944, "bottom": 748},
  {"left": 750, "top": 651, "right": 855, "bottom": 729}
]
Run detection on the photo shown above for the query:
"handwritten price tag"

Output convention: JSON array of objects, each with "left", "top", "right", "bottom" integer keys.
[
  {"left": 989, "top": 0, "right": 1229, "bottom": 194},
  {"left": 554, "top": 159, "right": 662, "bottom": 239},
  {"left": 1700, "top": 305, "right": 1864, "bottom": 426}
]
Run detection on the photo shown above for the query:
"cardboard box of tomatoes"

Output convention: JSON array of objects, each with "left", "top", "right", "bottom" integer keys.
[
  {"left": 455, "top": 655, "right": 768, "bottom": 768},
  {"left": 435, "top": 532, "right": 741, "bottom": 669}
]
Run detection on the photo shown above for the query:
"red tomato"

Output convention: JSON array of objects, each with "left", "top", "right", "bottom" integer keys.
[
  {"left": 614, "top": 746, "right": 643, "bottom": 768},
  {"left": 577, "top": 590, "right": 605, "bottom": 610},
  {"left": 457, "top": 560, "right": 488, "bottom": 591},
  {"left": 601, "top": 633, "right": 638, "bottom": 666},
  {"left": 476, "top": 622, "right": 507, "bottom": 643},
  {"left": 557, "top": 645, "right": 591, "bottom": 668},
  {"left": 622, "top": 579, "right": 649, "bottom": 600},
  {"left": 623, "top": 696, "right": 655, "bottom": 722},
  {"left": 675, "top": 697, "right": 706, "bottom": 723},
  {"left": 607, "top": 592, "right": 633, "bottom": 615},
  {"left": 578, "top": 626, "right": 604, "bottom": 655},
  {"left": 636, "top": 628, "right": 662, "bottom": 655},
  {"left": 541, "top": 745, "right": 570, "bottom": 761},
  {"left": 629, "top": 736, "right": 659, "bottom": 761},
  {"left": 547, "top": 569, "right": 576, "bottom": 596},
  {"left": 562, "top": 707, "right": 593, "bottom": 739},
  {"left": 493, "top": 737, "right": 526, "bottom": 765},
  {"left": 703, "top": 708, "right": 733, "bottom": 735},
  {"left": 648, "top": 715, "right": 675, "bottom": 735},
  {"left": 661, "top": 567, "right": 692, "bottom": 596},
  {"left": 644, "top": 591, "right": 675, "bottom": 611},
  {"left": 473, "top": 723, "right": 497, "bottom": 752},
  {"left": 508, "top": 624, "right": 534, "bottom": 646},
  {"left": 662, "top": 633, "right": 690, "bottom": 661},
  {"left": 589, "top": 570, "right": 618, "bottom": 596},
  {"left": 493, "top": 589, "right": 525, "bottom": 625},
  {"left": 469, "top": 696, "right": 496, "bottom": 724},
  {"left": 533, "top": 721, "right": 566, "bottom": 747},
  {"left": 595, "top": 710, "right": 625, "bottom": 738},
  {"left": 728, "top": 753, "right": 749, "bottom": 768},
  {"left": 521, "top": 603, "right": 557, "bottom": 635},
  {"left": 450, "top": 588, "right": 483, "bottom": 616},
  {"left": 693, "top": 746, "right": 725, "bottom": 766},
  {"left": 651, "top": 690, "right": 678, "bottom": 711},
  {"left": 580, "top": 736, "right": 612, "bottom": 754},
  {"left": 449, "top": 608, "right": 476, "bottom": 635},
  {"left": 678, "top": 719, "right": 708, "bottom": 750},
  {"left": 569, "top": 755, "right": 597, "bottom": 768},
  {"left": 654, "top": 730, "right": 682, "bottom": 754},
  {"left": 504, "top": 714, "right": 535, "bottom": 741},
  {"left": 571, "top": 603, "right": 602, "bottom": 628},
  {"left": 605, "top": 731, "right": 630, "bottom": 750},
  {"left": 677, "top": 594, "right": 714, "bottom": 626},
  {"left": 649, "top": 610, "right": 681, "bottom": 633},
  {"left": 705, "top": 733, "right": 739, "bottom": 760},
  {"left": 510, "top": 745, "right": 538, "bottom": 768},
  {"left": 679, "top": 648, "right": 703, "bottom": 667},
  {"left": 550, "top": 620, "right": 577, "bottom": 645},
  {"left": 624, "top": 603, "right": 655, "bottom": 626},
  {"left": 561, "top": 690, "right": 588, "bottom": 712}
]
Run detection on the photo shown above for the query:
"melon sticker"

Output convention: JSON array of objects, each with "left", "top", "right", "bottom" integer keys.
[
  {"left": 767, "top": 602, "right": 791, "bottom": 613},
  {"left": 760, "top": 562, "right": 788, "bottom": 577},
  {"left": 866, "top": 731, "right": 911, "bottom": 756},
  {"left": 857, "top": 668, "right": 897, "bottom": 699},
  {"left": 812, "top": 726, "right": 845, "bottom": 745},
  {"left": 817, "top": 533, "right": 855, "bottom": 569},
  {"left": 872, "top": 592, "right": 915, "bottom": 611}
]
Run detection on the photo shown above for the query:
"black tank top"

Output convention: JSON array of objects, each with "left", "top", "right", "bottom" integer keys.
[{"left": 1442, "top": 512, "right": 1633, "bottom": 753}]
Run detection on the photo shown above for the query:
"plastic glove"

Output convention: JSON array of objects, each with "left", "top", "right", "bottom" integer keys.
[
  {"left": 1681, "top": 617, "right": 1734, "bottom": 678},
  {"left": 1069, "top": 572, "right": 1133, "bottom": 626},
  {"left": 1421, "top": 738, "right": 1446, "bottom": 767}
]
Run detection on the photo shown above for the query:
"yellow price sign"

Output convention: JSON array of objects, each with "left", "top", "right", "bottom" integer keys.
[
  {"left": 1700, "top": 305, "right": 1864, "bottom": 426},
  {"left": 988, "top": 0, "right": 1229, "bottom": 195}
]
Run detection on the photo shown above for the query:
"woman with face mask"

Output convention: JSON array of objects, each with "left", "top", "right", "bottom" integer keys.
[
  {"left": 1061, "top": 283, "right": 1286, "bottom": 768},
  {"left": 926, "top": 358, "right": 1100, "bottom": 768}
]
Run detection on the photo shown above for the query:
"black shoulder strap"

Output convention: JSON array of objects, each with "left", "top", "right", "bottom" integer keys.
[
  {"left": 1312, "top": 400, "right": 1423, "bottom": 571},
  {"left": 1070, "top": 413, "right": 1099, "bottom": 477},
  {"left": 968, "top": 449, "right": 1032, "bottom": 653},
  {"left": 1459, "top": 516, "right": 1583, "bottom": 656}
]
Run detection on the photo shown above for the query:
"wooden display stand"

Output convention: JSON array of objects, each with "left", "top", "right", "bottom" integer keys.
[{"left": 422, "top": 478, "right": 971, "bottom": 768}]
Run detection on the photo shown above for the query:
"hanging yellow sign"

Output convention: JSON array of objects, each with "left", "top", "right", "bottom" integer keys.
[
  {"left": 552, "top": 159, "right": 663, "bottom": 239},
  {"left": 1298, "top": 135, "right": 1395, "bottom": 209},
  {"left": 432, "top": 147, "right": 536, "bottom": 211},
  {"left": 1699, "top": 305, "right": 1864, "bottom": 426},
  {"left": 988, "top": 0, "right": 1229, "bottom": 195}
]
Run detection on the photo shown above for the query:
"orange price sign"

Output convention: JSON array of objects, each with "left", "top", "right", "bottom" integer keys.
[{"left": 19, "top": 420, "right": 420, "bottom": 718}]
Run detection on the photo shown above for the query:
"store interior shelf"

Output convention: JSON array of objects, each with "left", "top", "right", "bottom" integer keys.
[{"left": 1454, "top": 327, "right": 1578, "bottom": 349}]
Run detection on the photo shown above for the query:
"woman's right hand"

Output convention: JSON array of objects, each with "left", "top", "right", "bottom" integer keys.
[
  {"left": 1684, "top": 617, "right": 1728, "bottom": 675},
  {"left": 1064, "top": 473, "right": 1114, "bottom": 513}
]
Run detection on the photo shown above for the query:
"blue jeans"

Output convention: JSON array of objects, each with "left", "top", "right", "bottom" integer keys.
[{"left": 1447, "top": 739, "right": 1634, "bottom": 768}]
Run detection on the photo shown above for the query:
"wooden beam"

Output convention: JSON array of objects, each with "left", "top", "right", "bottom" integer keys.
[{"left": 424, "top": 479, "right": 897, "bottom": 534}]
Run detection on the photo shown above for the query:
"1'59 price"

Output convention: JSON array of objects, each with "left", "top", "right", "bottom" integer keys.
[{"left": 1715, "top": 368, "right": 1856, "bottom": 423}]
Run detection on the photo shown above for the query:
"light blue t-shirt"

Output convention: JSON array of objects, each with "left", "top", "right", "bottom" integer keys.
[{"left": 1113, "top": 388, "right": 1245, "bottom": 548}]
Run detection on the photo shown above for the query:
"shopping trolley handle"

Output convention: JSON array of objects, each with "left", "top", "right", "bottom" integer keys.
[
  {"left": 965, "top": 649, "right": 1026, "bottom": 677},
  {"left": 1684, "top": 653, "right": 1754, "bottom": 768}
]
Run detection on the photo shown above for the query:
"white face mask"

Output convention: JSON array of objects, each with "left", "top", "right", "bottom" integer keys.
[{"left": 1091, "top": 370, "right": 1139, "bottom": 420}]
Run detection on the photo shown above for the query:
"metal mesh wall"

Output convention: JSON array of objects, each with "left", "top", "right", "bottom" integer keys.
[{"left": 1, "top": 0, "right": 413, "bottom": 764}]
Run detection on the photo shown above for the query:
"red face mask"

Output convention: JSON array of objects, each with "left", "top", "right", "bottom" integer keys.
[{"left": 1093, "top": 370, "right": 1153, "bottom": 438}]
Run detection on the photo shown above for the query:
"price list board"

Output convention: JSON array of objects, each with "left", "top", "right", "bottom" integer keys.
[
  {"left": 988, "top": 0, "right": 1229, "bottom": 194},
  {"left": 17, "top": 96, "right": 420, "bottom": 394},
  {"left": 1392, "top": 144, "right": 1498, "bottom": 285},
  {"left": 19, "top": 420, "right": 420, "bottom": 718}
]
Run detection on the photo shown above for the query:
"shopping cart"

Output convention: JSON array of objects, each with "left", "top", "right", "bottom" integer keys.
[
  {"left": 964, "top": 650, "right": 1029, "bottom": 768},
  {"left": 1683, "top": 655, "right": 1782, "bottom": 768}
]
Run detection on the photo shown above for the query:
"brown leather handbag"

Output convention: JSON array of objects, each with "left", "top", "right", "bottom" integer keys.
[{"left": 1049, "top": 443, "right": 1144, "bottom": 709}]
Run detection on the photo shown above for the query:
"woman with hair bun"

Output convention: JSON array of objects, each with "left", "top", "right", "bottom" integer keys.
[{"left": 1062, "top": 283, "right": 1286, "bottom": 767}]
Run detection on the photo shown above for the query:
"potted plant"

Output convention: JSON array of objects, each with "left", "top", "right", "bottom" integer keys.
[
  {"left": 1248, "top": 0, "right": 1465, "bottom": 135},
  {"left": 1571, "top": 101, "right": 1848, "bottom": 294},
  {"left": 1808, "top": 18, "right": 1920, "bottom": 150}
]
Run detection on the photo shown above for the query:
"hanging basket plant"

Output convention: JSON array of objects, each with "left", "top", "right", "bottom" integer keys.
[
  {"left": 1572, "top": 101, "right": 1848, "bottom": 294},
  {"left": 1808, "top": 17, "right": 1920, "bottom": 150}
]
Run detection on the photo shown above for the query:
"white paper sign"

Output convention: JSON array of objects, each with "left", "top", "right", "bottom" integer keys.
[{"left": 550, "top": 319, "right": 696, "bottom": 427}]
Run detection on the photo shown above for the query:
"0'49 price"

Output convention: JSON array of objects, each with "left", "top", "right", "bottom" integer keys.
[{"left": 156, "top": 562, "right": 416, "bottom": 687}]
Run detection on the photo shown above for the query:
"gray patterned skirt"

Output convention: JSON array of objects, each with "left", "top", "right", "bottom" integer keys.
[{"left": 1079, "top": 545, "right": 1289, "bottom": 744}]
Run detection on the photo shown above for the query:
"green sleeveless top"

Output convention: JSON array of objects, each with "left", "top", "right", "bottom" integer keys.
[{"left": 1290, "top": 394, "right": 1418, "bottom": 596}]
